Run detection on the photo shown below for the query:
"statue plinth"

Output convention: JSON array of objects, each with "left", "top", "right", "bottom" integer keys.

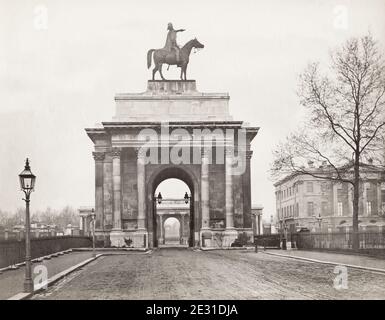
[
  {"left": 112, "top": 80, "right": 232, "bottom": 122},
  {"left": 147, "top": 80, "right": 197, "bottom": 94}
]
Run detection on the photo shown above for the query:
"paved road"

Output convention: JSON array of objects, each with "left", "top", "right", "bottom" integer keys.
[{"left": 32, "top": 248, "right": 385, "bottom": 300}]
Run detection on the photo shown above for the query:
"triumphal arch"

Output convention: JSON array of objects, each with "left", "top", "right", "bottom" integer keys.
[{"left": 86, "top": 79, "right": 259, "bottom": 248}]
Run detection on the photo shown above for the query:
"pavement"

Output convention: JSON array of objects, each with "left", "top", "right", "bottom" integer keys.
[
  {"left": 0, "top": 251, "right": 95, "bottom": 300},
  {"left": 263, "top": 249, "right": 385, "bottom": 272},
  {"left": 29, "top": 248, "right": 385, "bottom": 300}
]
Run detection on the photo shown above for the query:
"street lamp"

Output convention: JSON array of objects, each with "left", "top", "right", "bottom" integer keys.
[
  {"left": 90, "top": 208, "right": 96, "bottom": 258},
  {"left": 157, "top": 192, "right": 163, "bottom": 204},
  {"left": 19, "top": 158, "right": 36, "bottom": 293},
  {"left": 184, "top": 192, "right": 191, "bottom": 204},
  {"left": 314, "top": 213, "right": 322, "bottom": 230},
  {"left": 152, "top": 192, "right": 163, "bottom": 248},
  {"left": 280, "top": 219, "right": 287, "bottom": 250}
]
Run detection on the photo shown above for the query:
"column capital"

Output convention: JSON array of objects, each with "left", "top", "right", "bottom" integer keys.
[
  {"left": 92, "top": 151, "right": 105, "bottom": 161},
  {"left": 111, "top": 147, "right": 122, "bottom": 158}
]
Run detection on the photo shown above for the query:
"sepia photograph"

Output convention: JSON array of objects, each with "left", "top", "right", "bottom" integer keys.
[{"left": 0, "top": 0, "right": 384, "bottom": 314}]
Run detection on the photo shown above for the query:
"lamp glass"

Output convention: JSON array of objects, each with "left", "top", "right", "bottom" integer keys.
[{"left": 19, "top": 160, "right": 36, "bottom": 191}]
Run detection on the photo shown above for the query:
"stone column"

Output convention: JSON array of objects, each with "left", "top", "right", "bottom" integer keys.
[
  {"left": 333, "top": 183, "right": 339, "bottom": 216},
  {"left": 225, "top": 146, "right": 234, "bottom": 229},
  {"left": 363, "top": 182, "right": 368, "bottom": 216},
  {"left": 180, "top": 214, "right": 185, "bottom": 244},
  {"left": 103, "top": 154, "right": 113, "bottom": 229},
  {"left": 93, "top": 152, "right": 105, "bottom": 230},
  {"left": 111, "top": 148, "right": 122, "bottom": 230},
  {"left": 159, "top": 213, "right": 164, "bottom": 244},
  {"left": 377, "top": 182, "right": 382, "bottom": 215},
  {"left": 83, "top": 216, "right": 88, "bottom": 235},
  {"left": 136, "top": 148, "right": 146, "bottom": 230},
  {"left": 347, "top": 184, "right": 353, "bottom": 216},
  {"left": 201, "top": 148, "right": 210, "bottom": 229},
  {"left": 242, "top": 150, "right": 253, "bottom": 228},
  {"left": 79, "top": 216, "right": 83, "bottom": 232}
]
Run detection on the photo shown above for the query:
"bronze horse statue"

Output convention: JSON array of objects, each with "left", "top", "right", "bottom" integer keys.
[{"left": 147, "top": 38, "right": 204, "bottom": 81}]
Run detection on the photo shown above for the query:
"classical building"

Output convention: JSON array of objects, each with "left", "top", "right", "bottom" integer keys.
[
  {"left": 274, "top": 161, "right": 385, "bottom": 232},
  {"left": 78, "top": 206, "right": 94, "bottom": 237},
  {"left": 85, "top": 80, "right": 259, "bottom": 248},
  {"left": 251, "top": 205, "right": 263, "bottom": 236}
]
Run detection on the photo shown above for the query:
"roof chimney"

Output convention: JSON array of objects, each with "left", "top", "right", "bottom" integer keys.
[
  {"left": 368, "top": 158, "right": 373, "bottom": 165},
  {"left": 308, "top": 160, "right": 314, "bottom": 168}
]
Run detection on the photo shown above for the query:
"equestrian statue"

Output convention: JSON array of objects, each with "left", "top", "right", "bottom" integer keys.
[{"left": 147, "top": 23, "right": 204, "bottom": 81}]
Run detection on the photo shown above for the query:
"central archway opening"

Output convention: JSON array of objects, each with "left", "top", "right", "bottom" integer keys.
[
  {"left": 148, "top": 166, "right": 197, "bottom": 248},
  {"left": 154, "top": 178, "right": 192, "bottom": 247}
]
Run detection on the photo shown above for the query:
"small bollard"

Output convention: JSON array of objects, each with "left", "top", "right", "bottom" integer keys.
[{"left": 255, "top": 244, "right": 258, "bottom": 253}]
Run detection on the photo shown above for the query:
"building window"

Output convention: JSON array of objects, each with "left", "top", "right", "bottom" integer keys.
[
  {"left": 307, "top": 202, "right": 314, "bottom": 216},
  {"left": 321, "top": 182, "right": 327, "bottom": 192},
  {"left": 306, "top": 182, "right": 314, "bottom": 193},
  {"left": 296, "top": 203, "right": 299, "bottom": 217},
  {"left": 337, "top": 202, "right": 343, "bottom": 216},
  {"left": 366, "top": 201, "right": 372, "bottom": 216},
  {"left": 381, "top": 203, "right": 385, "bottom": 215},
  {"left": 381, "top": 182, "right": 385, "bottom": 190},
  {"left": 321, "top": 201, "right": 328, "bottom": 215}
]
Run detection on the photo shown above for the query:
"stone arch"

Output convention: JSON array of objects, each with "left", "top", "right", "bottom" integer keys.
[
  {"left": 146, "top": 165, "right": 200, "bottom": 248},
  {"left": 163, "top": 217, "right": 181, "bottom": 244}
]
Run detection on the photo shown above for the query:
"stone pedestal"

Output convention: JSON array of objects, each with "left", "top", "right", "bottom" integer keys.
[
  {"left": 113, "top": 80, "right": 233, "bottom": 122},
  {"left": 109, "top": 230, "right": 126, "bottom": 247},
  {"left": 130, "top": 230, "right": 148, "bottom": 248},
  {"left": 222, "top": 229, "right": 238, "bottom": 247}
]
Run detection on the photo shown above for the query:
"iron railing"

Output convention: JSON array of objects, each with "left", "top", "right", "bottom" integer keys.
[
  {"left": 254, "top": 234, "right": 281, "bottom": 249},
  {"left": 294, "top": 231, "right": 385, "bottom": 251},
  {"left": 0, "top": 236, "right": 92, "bottom": 269}
]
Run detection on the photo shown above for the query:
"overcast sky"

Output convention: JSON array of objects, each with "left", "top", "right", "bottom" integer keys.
[{"left": 0, "top": 0, "right": 384, "bottom": 221}]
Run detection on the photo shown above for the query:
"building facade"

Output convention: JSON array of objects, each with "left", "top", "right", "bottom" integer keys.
[{"left": 274, "top": 161, "right": 385, "bottom": 232}]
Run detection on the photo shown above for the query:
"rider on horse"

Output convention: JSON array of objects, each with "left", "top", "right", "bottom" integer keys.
[{"left": 164, "top": 23, "right": 185, "bottom": 66}]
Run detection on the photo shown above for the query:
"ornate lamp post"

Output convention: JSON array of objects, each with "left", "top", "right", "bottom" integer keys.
[
  {"left": 151, "top": 192, "right": 163, "bottom": 248},
  {"left": 280, "top": 219, "right": 287, "bottom": 250},
  {"left": 90, "top": 208, "right": 96, "bottom": 258},
  {"left": 19, "top": 158, "right": 36, "bottom": 293},
  {"left": 157, "top": 192, "right": 163, "bottom": 204},
  {"left": 184, "top": 192, "right": 191, "bottom": 204},
  {"left": 314, "top": 213, "right": 322, "bottom": 230}
]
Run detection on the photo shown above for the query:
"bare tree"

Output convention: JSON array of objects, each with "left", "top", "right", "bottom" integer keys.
[{"left": 271, "top": 34, "right": 385, "bottom": 250}]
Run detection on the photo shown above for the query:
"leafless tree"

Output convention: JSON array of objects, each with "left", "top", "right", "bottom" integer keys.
[{"left": 271, "top": 34, "right": 385, "bottom": 250}]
